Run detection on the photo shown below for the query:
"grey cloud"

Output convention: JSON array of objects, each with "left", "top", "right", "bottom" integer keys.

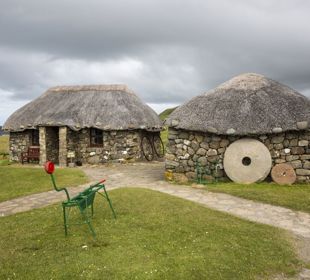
[{"left": 0, "top": 0, "right": 310, "bottom": 113}]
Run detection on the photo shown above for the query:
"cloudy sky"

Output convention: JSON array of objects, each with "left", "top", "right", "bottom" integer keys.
[{"left": 1, "top": 0, "right": 310, "bottom": 124}]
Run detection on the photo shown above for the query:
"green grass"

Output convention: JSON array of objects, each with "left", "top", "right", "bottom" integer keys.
[
  {"left": 161, "top": 127, "right": 168, "bottom": 146},
  {"left": 159, "top": 107, "right": 177, "bottom": 121},
  {"left": 206, "top": 182, "right": 310, "bottom": 213},
  {"left": 0, "top": 166, "right": 88, "bottom": 202},
  {"left": 0, "top": 135, "right": 9, "bottom": 156},
  {"left": 0, "top": 188, "right": 300, "bottom": 279}
]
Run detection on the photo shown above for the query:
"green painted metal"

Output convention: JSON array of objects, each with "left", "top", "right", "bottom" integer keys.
[
  {"left": 49, "top": 173, "right": 116, "bottom": 237},
  {"left": 195, "top": 159, "right": 221, "bottom": 184}
]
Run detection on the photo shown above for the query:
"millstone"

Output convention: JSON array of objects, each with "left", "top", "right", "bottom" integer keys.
[
  {"left": 223, "top": 138, "right": 272, "bottom": 184},
  {"left": 271, "top": 163, "right": 296, "bottom": 185}
]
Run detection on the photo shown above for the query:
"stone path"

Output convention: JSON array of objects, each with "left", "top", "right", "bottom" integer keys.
[
  {"left": 1, "top": 161, "right": 310, "bottom": 279},
  {"left": 1, "top": 162, "right": 310, "bottom": 240}
]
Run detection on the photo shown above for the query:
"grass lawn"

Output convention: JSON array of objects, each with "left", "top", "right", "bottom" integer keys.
[
  {"left": 206, "top": 182, "right": 310, "bottom": 213},
  {"left": 0, "top": 188, "right": 301, "bottom": 280},
  {"left": 0, "top": 166, "right": 88, "bottom": 202},
  {"left": 160, "top": 127, "right": 168, "bottom": 146},
  {"left": 0, "top": 135, "right": 9, "bottom": 153}
]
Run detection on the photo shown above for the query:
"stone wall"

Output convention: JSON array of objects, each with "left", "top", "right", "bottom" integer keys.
[
  {"left": 9, "top": 130, "right": 32, "bottom": 161},
  {"left": 10, "top": 127, "right": 158, "bottom": 165},
  {"left": 45, "top": 127, "right": 59, "bottom": 163},
  {"left": 165, "top": 128, "right": 310, "bottom": 183},
  {"left": 66, "top": 128, "right": 149, "bottom": 164}
]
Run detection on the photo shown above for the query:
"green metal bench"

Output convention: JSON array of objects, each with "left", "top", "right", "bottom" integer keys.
[{"left": 44, "top": 161, "right": 116, "bottom": 237}]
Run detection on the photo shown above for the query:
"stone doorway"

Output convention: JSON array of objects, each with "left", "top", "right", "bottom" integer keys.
[{"left": 45, "top": 127, "right": 59, "bottom": 164}]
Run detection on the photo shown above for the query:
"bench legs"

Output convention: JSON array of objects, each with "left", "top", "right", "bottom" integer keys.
[
  {"left": 62, "top": 204, "right": 96, "bottom": 238},
  {"left": 97, "top": 187, "right": 117, "bottom": 219}
]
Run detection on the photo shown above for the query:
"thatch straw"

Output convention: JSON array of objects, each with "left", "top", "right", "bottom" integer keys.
[
  {"left": 166, "top": 73, "right": 310, "bottom": 135},
  {"left": 4, "top": 85, "right": 162, "bottom": 132}
]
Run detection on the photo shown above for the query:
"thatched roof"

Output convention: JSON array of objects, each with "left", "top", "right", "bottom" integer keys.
[
  {"left": 166, "top": 73, "right": 310, "bottom": 135},
  {"left": 4, "top": 85, "right": 162, "bottom": 132}
]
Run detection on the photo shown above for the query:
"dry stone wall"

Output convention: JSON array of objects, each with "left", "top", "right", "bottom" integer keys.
[
  {"left": 10, "top": 127, "right": 157, "bottom": 165},
  {"left": 165, "top": 128, "right": 310, "bottom": 183},
  {"left": 67, "top": 128, "right": 144, "bottom": 164},
  {"left": 9, "top": 131, "right": 32, "bottom": 161}
]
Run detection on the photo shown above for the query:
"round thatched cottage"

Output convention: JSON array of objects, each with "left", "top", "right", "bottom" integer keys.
[
  {"left": 165, "top": 73, "right": 310, "bottom": 183},
  {"left": 4, "top": 85, "right": 162, "bottom": 165}
]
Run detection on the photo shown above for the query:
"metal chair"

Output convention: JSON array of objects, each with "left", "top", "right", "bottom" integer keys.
[{"left": 44, "top": 161, "right": 116, "bottom": 237}]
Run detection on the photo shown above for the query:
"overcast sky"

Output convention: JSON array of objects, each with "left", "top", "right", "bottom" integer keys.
[{"left": 1, "top": 0, "right": 310, "bottom": 124}]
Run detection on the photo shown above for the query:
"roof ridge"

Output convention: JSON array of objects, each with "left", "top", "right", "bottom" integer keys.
[{"left": 48, "top": 84, "right": 134, "bottom": 93}]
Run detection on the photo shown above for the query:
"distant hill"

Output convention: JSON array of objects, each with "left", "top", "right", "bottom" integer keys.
[
  {"left": 159, "top": 107, "right": 178, "bottom": 121},
  {"left": 0, "top": 126, "right": 8, "bottom": 136}
]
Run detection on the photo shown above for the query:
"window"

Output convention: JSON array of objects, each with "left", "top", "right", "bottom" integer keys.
[
  {"left": 31, "top": 129, "right": 39, "bottom": 146},
  {"left": 90, "top": 128, "right": 103, "bottom": 146}
]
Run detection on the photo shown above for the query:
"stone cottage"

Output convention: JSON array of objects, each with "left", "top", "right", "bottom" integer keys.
[
  {"left": 3, "top": 85, "right": 162, "bottom": 166},
  {"left": 165, "top": 73, "right": 310, "bottom": 183}
]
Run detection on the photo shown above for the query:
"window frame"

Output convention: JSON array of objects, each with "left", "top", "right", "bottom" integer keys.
[
  {"left": 90, "top": 128, "right": 103, "bottom": 147},
  {"left": 31, "top": 129, "right": 40, "bottom": 146}
]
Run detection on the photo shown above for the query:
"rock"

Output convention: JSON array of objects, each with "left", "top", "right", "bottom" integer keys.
[
  {"left": 197, "top": 148, "right": 207, "bottom": 156},
  {"left": 275, "top": 159, "right": 286, "bottom": 164},
  {"left": 198, "top": 157, "right": 208, "bottom": 166},
  {"left": 297, "top": 175, "right": 307, "bottom": 182},
  {"left": 226, "top": 128, "right": 236, "bottom": 135},
  {"left": 207, "top": 149, "right": 217, "bottom": 156},
  {"left": 220, "top": 139, "right": 230, "bottom": 148},
  {"left": 200, "top": 142, "right": 209, "bottom": 149},
  {"left": 187, "top": 147, "right": 195, "bottom": 155},
  {"left": 303, "top": 161, "right": 310, "bottom": 169},
  {"left": 297, "top": 121, "right": 308, "bottom": 130},
  {"left": 291, "top": 147, "right": 305, "bottom": 155},
  {"left": 173, "top": 173, "right": 189, "bottom": 184},
  {"left": 218, "top": 148, "right": 226, "bottom": 154},
  {"left": 188, "top": 160, "right": 195, "bottom": 167},
  {"left": 223, "top": 138, "right": 272, "bottom": 184},
  {"left": 207, "top": 156, "right": 218, "bottom": 163},
  {"left": 284, "top": 148, "right": 290, "bottom": 154},
  {"left": 207, "top": 127, "right": 217, "bottom": 133},
  {"left": 274, "top": 143, "right": 283, "bottom": 150},
  {"left": 286, "top": 155, "right": 300, "bottom": 161},
  {"left": 168, "top": 134, "right": 177, "bottom": 140},
  {"left": 171, "top": 119, "right": 179, "bottom": 127},
  {"left": 283, "top": 139, "right": 290, "bottom": 148},
  {"left": 165, "top": 160, "right": 179, "bottom": 168},
  {"left": 300, "top": 155, "right": 310, "bottom": 160},
  {"left": 175, "top": 139, "right": 182, "bottom": 144},
  {"left": 209, "top": 141, "right": 220, "bottom": 149},
  {"left": 180, "top": 153, "right": 190, "bottom": 160},
  {"left": 185, "top": 172, "right": 196, "bottom": 180},
  {"left": 195, "top": 135, "right": 204, "bottom": 143},
  {"left": 164, "top": 170, "right": 174, "bottom": 181},
  {"left": 165, "top": 153, "right": 176, "bottom": 161},
  {"left": 272, "top": 127, "right": 283, "bottom": 133},
  {"left": 179, "top": 132, "right": 189, "bottom": 139},
  {"left": 191, "top": 183, "right": 205, "bottom": 189},
  {"left": 298, "top": 140, "right": 309, "bottom": 147},
  {"left": 289, "top": 139, "right": 298, "bottom": 146},
  {"left": 271, "top": 163, "right": 296, "bottom": 185},
  {"left": 259, "top": 135, "right": 268, "bottom": 140},
  {"left": 272, "top": 136, "right": 284, "bottom": 144},
  {"left": 296, "top": 169, "right": 310, "bottom": 176},
  {"left": 184, "top": 139, "right": 191, "bottom": 146},
  {"left": 169, "top": 129, "right": 179, "bottom": 135},
  {"left": 290, "top": 160, "right": 302, "bottom": 169},
  {"left": 191, "top": 141, "right": 199, "bottom": 151}
]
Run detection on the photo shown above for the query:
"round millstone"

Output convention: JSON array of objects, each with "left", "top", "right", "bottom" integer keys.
[
  {"left": 271, "top": 163, "right": 296, "bottom": 185},
  {"left": 223, "top": 138, "right": 272, "bottom": 184}
]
